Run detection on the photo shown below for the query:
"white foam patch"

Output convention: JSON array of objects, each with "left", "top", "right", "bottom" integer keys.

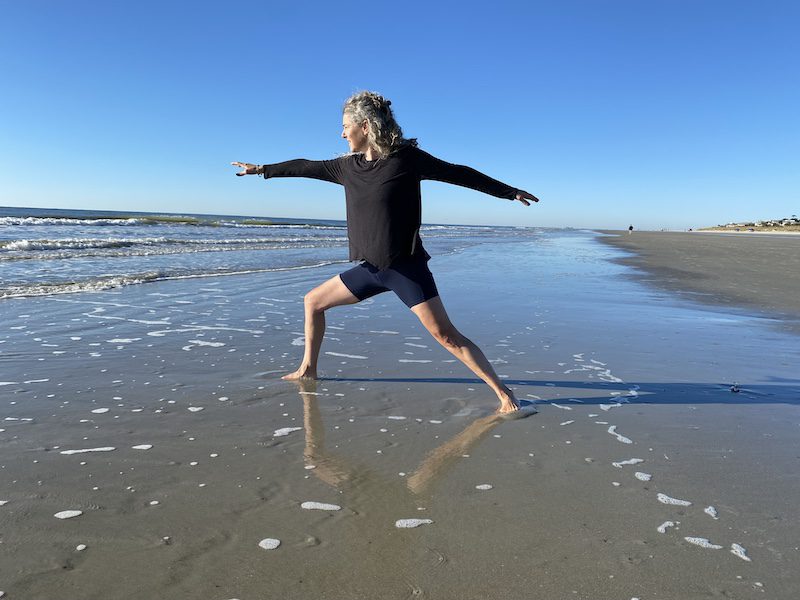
[
  {"left": 600, "top": 403, "right": 622, "bottom": 411},
  {"left": 91, "top": 408, "right": 110, "bottom": 414},
  {"left": 475, "top": 484, "right": 493, "bottom": 490},
  {"left": 684, "top": 537, "right": 723, "bottom": 550},
  {"left": 608, "top": 425, "right": 633, "bottom": 444},
  {"left": 404, "top": 343, "right": 428, "bottom": 348},
  {"left": 60, "top": 447, "right": 116, "bottom": 455},
  {"left": 657, "top": 521, "right": 676, "bottom": 533},
  {"left": 325, "top": 352, "right": 367, "bottom": 359},
  {"left": 730, "top": 543, "right": 751, "bottom": 562},
  {"left": 76, "top": 544, "right": 87, "bottom": 551},
  {"left": 146, "top": 325, "right": 262, "bottom": 337},
  {"left": 387, "top": 416, "right": 406, "bottom": 420},
  {"left": 560, "top": 420, "right": 574, "bottom": 426},
  {"left": 399, "top": 359, "right": 432, "bottom": 363},
  {"left": 0, "top": 382, "right": 19, "bottom": 387},
  {"left": 301, "top": 501, "right": 341, "bottom": 511},
  {"left": 187, "top": 406, "right": 204, "bottom": 412},
  {"left": 395, "top": 518, "right": 433, "bottom": 528},
  {"left": 188, "top": 339, "right": 226, "bottom": 347},
  {"left": 54, "top": 510, "right": 83, "bottom": 519},
  {"left": 612, "top": 458, "right": 644, "bottom": 468},
  {"left": 657, "top": 493, "right": 692, "bottom": 506},
  {"left": 550, "top": 403, "right": 572, "bottom": 410},
  {"left": 291, "top": 337, "right": 305, "bottom": 346},
  {"left": 132, "top": 444, "right": 153, "bottom": 450},
  {"left": 258, "top": 538, "right": 281, "bottom": 550},
  {"left": 635, "top": 472, "right": 652, "bottom": 481},
  {"left": 370, "top": 330, "right": 399, "bottom": 334},
  {"left": 0, "top": 500, "right": 8, "bottom": 506},
  {"left": 273, "top": 427, "right": 302, "bottom": 437},
  {"left": 704, "top": 506, "right": 719, "bottom": 519},
  {"left": 107, "top": 338, "right": 141, "bottom": 343}
]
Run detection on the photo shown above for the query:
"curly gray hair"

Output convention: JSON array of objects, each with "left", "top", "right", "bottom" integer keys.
[{"left": 343, "top": 91, "right": 417, "bottom": 157}]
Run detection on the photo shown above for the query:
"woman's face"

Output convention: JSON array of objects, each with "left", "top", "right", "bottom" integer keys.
[{"left": 341, "top": 114, "right": 369, "bottom": 153}]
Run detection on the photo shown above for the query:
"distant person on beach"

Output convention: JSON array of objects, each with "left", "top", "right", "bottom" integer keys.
[
  {"left": 628, "top": 224, "right": 634, "bottom": 234},
  {"left": 232, "top": 91, "right": 539, "bottom": 414}
]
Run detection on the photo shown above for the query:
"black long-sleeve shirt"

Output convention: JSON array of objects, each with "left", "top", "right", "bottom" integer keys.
[{"left": 261, "top": 145, "right": 518, "bottom": 270}]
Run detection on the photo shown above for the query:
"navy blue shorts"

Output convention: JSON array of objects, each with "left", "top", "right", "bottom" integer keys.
[{"left": 339, "top": 256, "right": 440, "bottom": 308}]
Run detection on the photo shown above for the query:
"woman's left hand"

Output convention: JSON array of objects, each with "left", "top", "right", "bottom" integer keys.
[{"left": 514, "top": 190, "right": 539, "bottom": 206}]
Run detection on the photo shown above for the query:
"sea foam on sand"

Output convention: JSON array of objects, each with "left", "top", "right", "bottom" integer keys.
[
  {"left": 301, "top": 502, "right": 341, "bottom": 511},
  {"left": 395, "top": 519, "right": 433, "bottom": 528}
]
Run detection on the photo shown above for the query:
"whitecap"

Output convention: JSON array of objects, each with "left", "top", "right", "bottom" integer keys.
[
  {"left": 258, "top": 538, "right": 281, "bottom": 550},
  {"left": 54, "top": 510, "right": 83, "bottom": 519}
]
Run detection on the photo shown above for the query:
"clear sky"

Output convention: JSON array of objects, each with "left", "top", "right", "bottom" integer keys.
[{"left": 1, "top": 0, "right": 797, "bottom": 229}]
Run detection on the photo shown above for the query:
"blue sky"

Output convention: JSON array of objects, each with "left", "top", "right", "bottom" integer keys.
[{"left": 1, "top": 0, "right": 797, "bottom": 229}]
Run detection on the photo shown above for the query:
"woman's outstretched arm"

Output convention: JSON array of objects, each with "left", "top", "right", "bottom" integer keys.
[
  {"left": 413, "top": 149, "right": 539, "bottom": 206},
  {"left": 231, "top": 158, "right": 345, "bottom": 184}
]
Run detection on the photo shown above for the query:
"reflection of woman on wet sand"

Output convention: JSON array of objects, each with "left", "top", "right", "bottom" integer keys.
[
  {"left": 290, "top": 379, "right": 518, "bottom": 596},
  {"left": 298, "top": 380, "right": 505, "bottom": 497},
  {"left": 233, "top": 91, "right": 539, "bottom": 414}
]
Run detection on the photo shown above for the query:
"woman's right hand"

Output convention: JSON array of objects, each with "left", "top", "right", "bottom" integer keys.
[{"left": 231, "top": 162, "right": 261, "bottom": 176}]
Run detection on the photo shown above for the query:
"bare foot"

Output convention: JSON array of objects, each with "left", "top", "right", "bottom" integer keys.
[
  {"left": 281, "top": 367, "right": 318, "bottom": 381},
  {"left": 496, "top": 385, "right": 520, "bottom": 414}
]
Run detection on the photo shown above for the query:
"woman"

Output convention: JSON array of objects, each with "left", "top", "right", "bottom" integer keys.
[{"left": 232, "top": 91, "right": 539, "bottom": 414}]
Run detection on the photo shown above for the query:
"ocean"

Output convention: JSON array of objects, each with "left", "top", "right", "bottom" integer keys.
[{"left": 0, "top": 206, "right": 542, "bottom": 298}]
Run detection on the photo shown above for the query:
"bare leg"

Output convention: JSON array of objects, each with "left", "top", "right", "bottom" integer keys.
[
  {"left": 282, "top": 275, "right": 360, "bottom": 380},
  {"left": 411, "top": 296, "right": 520, "bottom": 414}
]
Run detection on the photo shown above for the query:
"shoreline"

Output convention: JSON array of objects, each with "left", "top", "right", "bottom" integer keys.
[{"left": 597, "top": 230, "right": 800, "bottom": 331}]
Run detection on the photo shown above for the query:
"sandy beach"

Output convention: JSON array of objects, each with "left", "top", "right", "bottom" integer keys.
[
  {"left": 2, "top": 231, "right": 799, "bottom": 599},
  {"left": 598, "top": 230, "right": 800, "bottom": 332}
]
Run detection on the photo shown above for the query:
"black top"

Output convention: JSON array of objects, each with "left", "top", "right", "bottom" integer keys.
[{"left": 261, "top": 145, "right": 518, "bottom": 270}]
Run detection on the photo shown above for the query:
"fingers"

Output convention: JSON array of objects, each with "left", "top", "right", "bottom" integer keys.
[
  {"left": 232, "top": 161, "right": 256, "bottom": 176},
  {"left": 515, "top": 191, "right": 540, "bottom": 205}
]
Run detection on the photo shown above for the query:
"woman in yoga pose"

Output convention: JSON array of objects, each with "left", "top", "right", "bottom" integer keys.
[{"left": 232, "top": 91, "right": 539, "bottom": 413}]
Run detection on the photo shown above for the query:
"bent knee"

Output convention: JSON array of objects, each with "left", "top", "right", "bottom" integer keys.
[{"left": 304, "top": 289, "right": 327, "bottom": 313}]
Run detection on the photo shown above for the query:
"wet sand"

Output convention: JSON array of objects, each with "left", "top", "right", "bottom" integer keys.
[
  {"left": 2, "top": 231, "right": 799, "bottom": 599},
  {"left": 598, "top": 230, "right": 800, "bottom": 330}
]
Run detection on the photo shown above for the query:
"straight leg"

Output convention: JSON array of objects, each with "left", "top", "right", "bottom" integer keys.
[{"left": 411, "top": 296, "right": 519, "bottom": 413}]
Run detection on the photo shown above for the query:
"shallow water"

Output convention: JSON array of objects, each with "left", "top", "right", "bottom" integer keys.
[{"left": 0, "top": 206, "right": 543, "bottom": 298}]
